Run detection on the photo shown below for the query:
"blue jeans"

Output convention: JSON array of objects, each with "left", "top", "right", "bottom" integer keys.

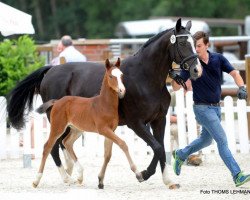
[{"left": 177, "top": 104, "right": 241, "bottom": 178}]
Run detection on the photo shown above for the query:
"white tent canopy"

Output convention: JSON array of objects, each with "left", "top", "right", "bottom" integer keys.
[
  {"left": 0, "top": 2, "right": 35, "bottom": 36},
  {"left": 115, "top": 18, "right": 210, "bottom": 38}
]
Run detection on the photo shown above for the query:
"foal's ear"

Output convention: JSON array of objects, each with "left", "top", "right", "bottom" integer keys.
[
  {"left": 115, "top": 57, "right": 120, "bottom": 68},
  {"left": 186, "top": 20, "right": 192, "bottom": 31},
  {"left": 175, "top": 18, "right": 182, "bottom": 32},
  {"left": 105, "top": 59, "right": 111, "bottom": 70}
]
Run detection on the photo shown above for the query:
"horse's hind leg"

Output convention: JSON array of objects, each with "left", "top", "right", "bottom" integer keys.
[
  {"left": 60, "top": 127, "right": 75, "bottom": 176},
  {"left": 61, "top": 145, "right": 74, "bottom": 175},
  {"left": 98, "top": 137, "right": 113, "bottom": 189},
  {"left": 62, "top": 130, "right": 83, "bottom": 184},
  {"left": 51, "top": 128, "right": 73, "bottom": 183},
  {"left": 33, "top": 131, "right": 60, "bottom": 188},
  {"left": 47, "top": 109, "right": 73, "bottom": 183}
]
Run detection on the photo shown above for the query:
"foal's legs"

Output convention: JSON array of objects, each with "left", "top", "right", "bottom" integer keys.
[
  {"left": 60, "top": 128, "right": 75, "bottom": 176},
  {"left": 99, "top": 128, "right": 140, "bottom": 179},
  {"left": 62, "top": 130, "right": 83, "bottom": 184},
  {"left": 98, "top": 137, "right": 113, "bottom": 189},
  {"left": 47, "top": 110, "right": 73, "bottom": 182},
  {"left": 33, "top": 130, "right": 62, "bottom": 188},
  {"left": 50, "top": 129, "right": 74, "bottom": 183}
]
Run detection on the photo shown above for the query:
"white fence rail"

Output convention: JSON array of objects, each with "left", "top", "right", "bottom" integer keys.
[{"left": 0, "top": 92, "right": 249, "bottom": 162}]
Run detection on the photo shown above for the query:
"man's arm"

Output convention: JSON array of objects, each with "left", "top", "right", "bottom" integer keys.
[
  {"left": 229, "top": 70, "right": 244, "bottom": 87},
  {"left": 229, "top": 70, "right": 247, "bottom": 99}
]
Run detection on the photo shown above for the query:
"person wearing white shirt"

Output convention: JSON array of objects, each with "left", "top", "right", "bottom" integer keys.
[{"left": 51, "top": 35, "right": 87, "bottom": 65}]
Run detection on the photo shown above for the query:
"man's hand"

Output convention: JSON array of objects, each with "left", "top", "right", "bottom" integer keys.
[{"left": 237, "top": 86, "right": 247, "bottom": 100}]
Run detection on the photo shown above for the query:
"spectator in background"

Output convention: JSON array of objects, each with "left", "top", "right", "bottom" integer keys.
[{"left": 51, "top": 35, "right": 87, "bottom": 65}]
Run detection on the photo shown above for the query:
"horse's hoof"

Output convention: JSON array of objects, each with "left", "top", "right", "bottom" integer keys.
[
  {"left": 32, "top": 182, "right": 38, "bottom": 188},
  {"left": 77, "top": 178, "right": 83, "bottom": 185},
  {"left": 66, "top": 168, "right": 74, "bottom": 176},
  {"left": 98, "top": 183, "right": 104, "bottom": 189},
  {"left": 64, "top": 177, "right": 77, "bottom": 185},
  {"left": 169, "top": 183, "right": 180, "bottom": 189},
  {"left": 136, "top": 173, "right": 144, "bottom": 182},
  {"left": 140, "top": 170, "right": 151, "bottom": 181}
]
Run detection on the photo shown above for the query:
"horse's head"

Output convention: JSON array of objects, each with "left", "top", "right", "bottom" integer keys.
[
  {"left": 168, "top": 18, "right": 202, "bottom": 80},
  {"left": 105, "top": 58, "right": 126, "bottom": 98}
]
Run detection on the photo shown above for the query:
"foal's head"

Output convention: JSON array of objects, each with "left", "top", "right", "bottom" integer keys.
[{"left": 105, "top": 58, "right": 125, "bottom": 98}]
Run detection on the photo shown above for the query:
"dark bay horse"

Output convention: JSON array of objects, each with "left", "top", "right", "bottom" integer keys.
[
  {"left": 32, "top": 58, "right": 140, "bottom": 188},
  {"left": 7, "top": 18, "right": 202, "bottom": 189}
]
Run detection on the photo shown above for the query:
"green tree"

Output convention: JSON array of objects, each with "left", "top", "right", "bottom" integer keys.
[
  {"left": 2, "top": 0, "right": 250, "bottom": 40},
  {"left": 0, "top": 35, "right": 44, "bottom": 96}
]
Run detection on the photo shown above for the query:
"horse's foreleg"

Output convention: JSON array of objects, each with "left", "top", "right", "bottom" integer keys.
[
  {"left": 62, "top": 131, "right": 83, "bottom": 184},
  {"left": 100, "top": 129, "right": 141, "bottom": 182},
  {"left": 151, "top": 118, "right": 180, "bottom": 189},
  {"left": 98, "top": 137, "right": 113, "bottom": 189},
  {"left": 127, "top": 122, "right": 163, "bottom": 182}
]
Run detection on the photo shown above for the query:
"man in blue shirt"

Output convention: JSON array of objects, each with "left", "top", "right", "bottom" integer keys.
[{"left": 171, "top": 31, "right": 250, "bottom": 187}]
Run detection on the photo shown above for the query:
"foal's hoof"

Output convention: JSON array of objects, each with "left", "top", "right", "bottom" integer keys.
[
  {"left": 136, "top": 173, "right": 144, "bottom": 182},
  {"left": 77, "top": 178, "right": 83, "bottom": 185},
  {"left": 98, "top": 183, "right": 104, "bottom": 189},
  {"left": 66, "top": 167, "right": 74, "bottom": 176},
  {"left": 64, "top": 177, "right": 77, "bottom": 185},
  {"left": 169, "top": 183, "right": 180, "bottom": 190},
  {"left": 32, "top": 182, "right": 38, "bottom": 188}
]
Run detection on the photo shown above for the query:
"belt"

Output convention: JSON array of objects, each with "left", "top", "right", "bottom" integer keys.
[{"left": 194, "top": 102, "right": 220, "bottom": 106}]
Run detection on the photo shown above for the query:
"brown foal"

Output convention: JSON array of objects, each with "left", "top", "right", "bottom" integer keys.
[{"left": 32, "top": 58, "right": 140, "bottom": 188}]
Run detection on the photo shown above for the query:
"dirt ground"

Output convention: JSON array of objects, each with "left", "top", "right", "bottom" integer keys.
[{"left": 0, "top": 153, "right": 250, "bottom": 200}]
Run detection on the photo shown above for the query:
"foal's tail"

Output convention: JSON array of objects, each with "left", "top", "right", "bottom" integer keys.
[
  {"left": 7, "top": 65, "right": 53, "bottom": 130},
  {"left": 36, "top": 99, "right": 56, "bottom": 114}
]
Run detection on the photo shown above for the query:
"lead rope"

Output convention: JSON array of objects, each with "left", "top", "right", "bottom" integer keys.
[{"left": 169, "top": 68, "right": 187, "bottom": 90}]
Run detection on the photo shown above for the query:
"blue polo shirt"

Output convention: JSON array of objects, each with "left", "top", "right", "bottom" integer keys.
[{"left": 180, "top": 51, "right": 235, "bottom": 104}]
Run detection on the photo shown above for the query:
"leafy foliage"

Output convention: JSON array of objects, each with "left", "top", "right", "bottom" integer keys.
[
  {"left": 0, "top": 35, "right": 44, "bottom": 96},
  {"left": 1, "top": 0, "right": 250, "bottom": 40}
]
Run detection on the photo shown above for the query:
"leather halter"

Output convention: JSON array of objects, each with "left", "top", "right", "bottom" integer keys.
[{"left": 171, "top": 30, "right": 198, "bottom": 71}]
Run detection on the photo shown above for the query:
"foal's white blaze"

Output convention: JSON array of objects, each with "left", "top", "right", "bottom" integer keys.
[
  {"left": 187, "top": 35, "right": 202, "bottom": 77},
  {"left": 111, "top": 68, "right": 126, "bottom": 97}
]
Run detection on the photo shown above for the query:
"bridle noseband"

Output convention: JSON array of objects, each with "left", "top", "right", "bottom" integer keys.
[
  {"left": 170, "top": 30, "right": 198, "bottom": 71},
  {"left": 169, "top": 30, "right": 199, "bottom": 90}
]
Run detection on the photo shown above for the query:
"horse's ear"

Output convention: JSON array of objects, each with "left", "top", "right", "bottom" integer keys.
[
  {"left": 115, "top": 57, "right": 120, "bottom": 68},
  {"left": 175, "top": 18, "right": 182, "bottom": 32},
  {"left": 105, "top": 59, "right": 111, "bottom": 70},
  {"left": 186, "top": 20, "right": 192, "bottom": 31}
]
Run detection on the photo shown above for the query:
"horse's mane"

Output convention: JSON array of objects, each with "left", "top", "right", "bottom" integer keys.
[{"left": 134, "top": 28, "right": 171, "bottom": 55}]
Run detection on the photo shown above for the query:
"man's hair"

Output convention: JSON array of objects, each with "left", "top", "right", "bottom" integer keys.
[
  {"left": 193, "top": 31, "right": 209, "bottom": 45},
  {"left": 61, "top": 35, "right": 73, "bottom": 47}
]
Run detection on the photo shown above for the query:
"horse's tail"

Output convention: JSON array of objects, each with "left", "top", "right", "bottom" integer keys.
[
  {"left": 36, "top": 99, "right": 56, "bottom": 114},
  {"left": 7, "top": 65, "right": 53, "bottom": 130}
]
